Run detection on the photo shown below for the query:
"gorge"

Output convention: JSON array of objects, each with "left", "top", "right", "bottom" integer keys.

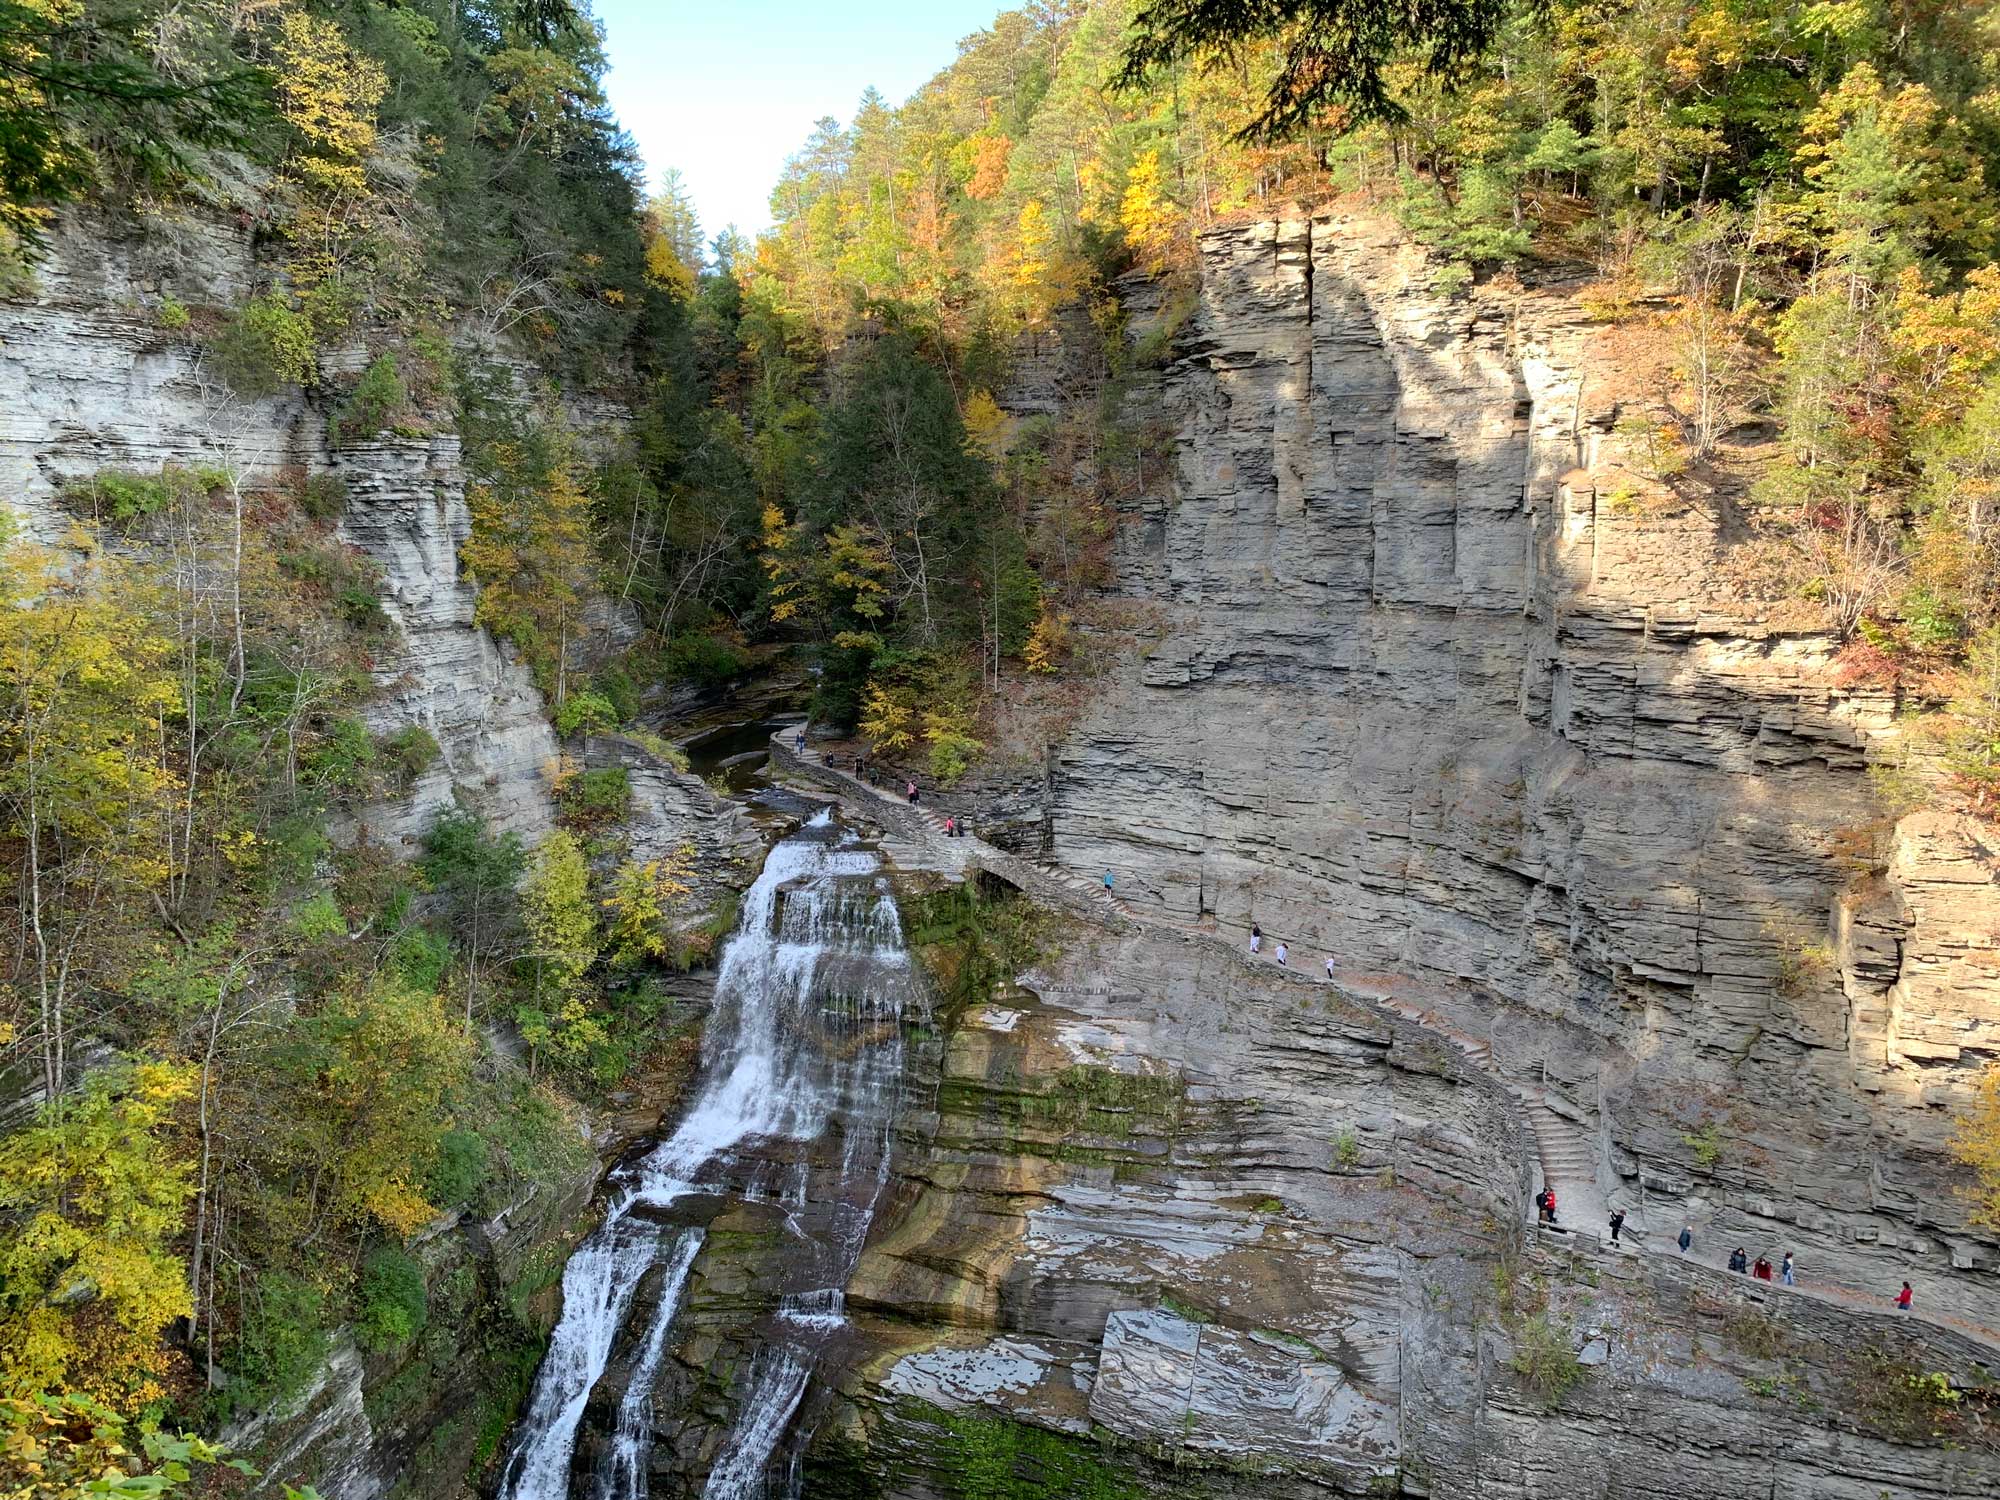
[{"left": 2, "top": 2, "right": 1999, "bottom": 1498}]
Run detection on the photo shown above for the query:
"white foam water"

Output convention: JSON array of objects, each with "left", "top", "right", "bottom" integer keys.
[
  {"left": 700, "top": 1347, "right": 812, "bottom": 1500},
  {"left": 595, "top": 1231, "right": 703, "bottom": 1500},
  {"left": 498, "top": 812, "right": 915, "bottom": 1499},
  {"left": 498, "top": 1217, "right": 664, "bottom": 1497}
]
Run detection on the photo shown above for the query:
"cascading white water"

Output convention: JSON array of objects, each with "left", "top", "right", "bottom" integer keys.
[
  {"left": 499, "top": 811, "right": 915, "bottom": 1500},
  {"left": 500, "top": 1218, "right": 666, "bottom": 1497},
  {"left": 596, "top": 1232, "right": 703, "bottom": 1500},
  {"left": 700, "top": 1347, "right": 812, "bottom": 1500}
]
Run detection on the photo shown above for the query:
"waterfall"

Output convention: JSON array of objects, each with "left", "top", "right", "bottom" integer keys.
[
  {"left": 596, "top": 1232, "right": 703, "bottom": 1500},
  {"left": 700, "top": 1346, "right": 812, "bottom": 1500},
  {"left": 499, "top": 811, "right": 915, "bottom": 1499}
]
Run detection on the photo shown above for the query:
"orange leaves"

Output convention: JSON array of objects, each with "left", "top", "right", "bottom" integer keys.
[{"left": 964, "top": 133, "right": 1013, "bottom": 200}]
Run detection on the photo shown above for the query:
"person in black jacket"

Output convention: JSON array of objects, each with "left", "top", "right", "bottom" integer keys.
[
  {"left": 1728, "top": 1247, "right": 1749, "bottom": 1274},
  {"left": 1608, "top": 1209, "right": 1625, "bottom": 1243}
]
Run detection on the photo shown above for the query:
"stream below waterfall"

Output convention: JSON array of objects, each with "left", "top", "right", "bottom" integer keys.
[{"left": 497, "top": 805, "right": 918, "bottom": 1499}]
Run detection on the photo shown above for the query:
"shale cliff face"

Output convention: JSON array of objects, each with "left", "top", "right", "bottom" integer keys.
[
  {"left": 821, "top": 910, "right": 1994, "bottom": 1499},
  {"left": 1046, "top": 211, "right": 2000, "bottom": 1324},
  {"left": 0, "top": 212, "right": 557, "bottom": 840}
]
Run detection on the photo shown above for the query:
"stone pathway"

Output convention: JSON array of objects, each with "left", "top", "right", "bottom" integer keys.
[{"left": 770, "top": 734, "right": 2000, "bottom": 1361}]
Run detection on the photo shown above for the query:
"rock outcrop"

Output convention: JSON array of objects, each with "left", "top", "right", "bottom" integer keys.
[
  {"left": 0, "top": 212, "right": 559, "bottom": 840},
  {"left": 1041, "top": 210, "right": 2000, "bottom": 1326}
]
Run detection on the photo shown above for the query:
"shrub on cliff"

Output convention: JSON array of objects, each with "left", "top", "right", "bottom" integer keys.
[
  {"left": 1509, "top": 1313, "right": 1586, "bottom": 1407},
  {"left": 211, "top": 295, "right": 317, "bottom": 397},
  {"left": 327, "top": 354, "right": 407, "bottom": 445},
  {"left": 355, "top": 1245, "right": 428, "bottom": 1352},
  {"left": 1953, "top": 1063, "right": 2000, "bottom": 1229}
]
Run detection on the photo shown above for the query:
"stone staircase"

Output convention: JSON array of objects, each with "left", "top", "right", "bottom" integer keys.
[{"left": 1523, "top": 1099, "right": 1604, "bottom": 1229}]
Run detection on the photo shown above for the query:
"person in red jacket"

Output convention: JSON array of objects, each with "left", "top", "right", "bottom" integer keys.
[
  {"left": 1543, "top": 1185, "right": 1558, "bottom": 1224},
  {"left": 1896, "top": 1281, "right": 1914, "bottom": 1310}
]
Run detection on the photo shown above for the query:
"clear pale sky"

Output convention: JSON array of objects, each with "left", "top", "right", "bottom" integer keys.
[{"left": 595, "top": 0, "right": 1005, "bottom": 249}]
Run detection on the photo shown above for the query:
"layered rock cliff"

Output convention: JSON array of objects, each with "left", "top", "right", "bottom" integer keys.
[
  {"left": 683, "top": 212, "right": 2000, "bottom": 1500},
  {"left": 1040, "top": 210, "right": 2000, "bottom": 1325},
  {"left": 0, "top": 213, "right": 562, "bottom": 840}
]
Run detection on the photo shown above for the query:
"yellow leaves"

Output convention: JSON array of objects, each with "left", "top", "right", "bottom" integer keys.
[
  {"left": 921, "top": 695, "right": 983, "bottom": 785},
  {"left": 860, "top": 660, "right": 984, "bottom": 783},
  {"left": 1024, "top": 609, "right": 1072, "bottom": 675},
  {"left": 1118, "top": 150, "right": 1183, "bottom": 276},
  {"left": 1003, "top": 199, "right": 1087, "bottom": 327},
  {"left": 602, "top": 848, "right": 697, "bottom": 966},
  {"left": 859, "top": 680, "right": 917, "bottom": 754},
  {"left": 962, "top": 390, "right": 1008, "bottom": 466},
  {"left": 461, "top": 415, "right": 600, "bottom": 699},
  {"left": 1665, "top": 2, "right": 1758, "bottom": 84},
  {"left": 826, "top": 525, "right": 890, "bottom": 621},
  {"left": 273, "top": 11, "right": 385, "bottom": 201},
  {"left": 1888, "top": 265, "right": 2000, "bottom": 421},
  {"left": 0, "top": 1065, "right": 197, "bottom": 1410},
  {"left": 297, "top": 977, "right": 468, "bottom": 1239},
  {"left": 0, "top": 532, "right": 178, "bottom": 895},
  {"left": 645, "top": 233, "right": 698, "bottom": 301},
  {"left": 760, "top": 503, "right": 805, "bottom": 623},
  {"left": 1952, "top": 1062, "right": 2000, "bottom": 1228},
  {"left": 362, "top": 1180, "right": 437, "bottom": 1240},
  {"left": 1076, "top": 159, "right": 1112, "bottom": 230},
  {"left": 219, "top": 827, "right": 261, "bottom": 869},
  {"left": 1012, "top": 200, "right": 1053, "bottom": 297},
  {"left": 0, "top": 2, "right": 81, "bottom": 240},
  {"left": 520, "top": 831, "right": 599, "bottom": 1054}
]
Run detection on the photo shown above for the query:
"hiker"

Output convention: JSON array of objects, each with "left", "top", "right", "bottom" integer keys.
[
  {"left": 1780, "top": 1253, "right": 1795, "bottom": 1286},
  {"left": 1896, "top": 1281, "right": 1913, "bottom": 1311},
  {"left": 1728, "top": 1247, "right": 1749, "bottom": 1274},
  {"left": 794, "top": 727, "right": 807, "bottom": 753},
  {"left": 1753, "top": 1256, "right": 1773, "bottom": 1281},
  {"left": 1103, "top": 870, "right": 1115, "bottom": 891},
  {"left": 1544, "top": 1185, "right": 1558, "bottom": 1224},
  {"left": 944, "top": 816, "right": 956, "bottom": 837},
  {"left": 1608, "top": 1210, "right": 1625, "bottom": 1244},
  {"left": 1678, "top": 1225, "right": 1693, "bottom": 1254},
  {"left": 1534, "top": 1189, "right": 1549, "bottom": 1223},
  {"left": 1249, "top": 923, "right": 1262, "bottom": 954},
  {"left": 1274, "top": 941, "right": 1288, "bottom": 966},
  {"left": 906, "top": 780, "right": 919, "bottom": 805},
  {"left": 1325, "top": 955, "right": 1336, "bottom": 981}
]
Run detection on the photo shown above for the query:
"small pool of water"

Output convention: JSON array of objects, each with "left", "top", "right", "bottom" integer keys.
[{"left": 682, "top": 717, "right": 791, "bottom": 792}]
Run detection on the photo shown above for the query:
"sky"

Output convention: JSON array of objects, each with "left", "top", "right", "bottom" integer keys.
[{"left": 595, "top": 0, "right": 1005, "bottom": 248}]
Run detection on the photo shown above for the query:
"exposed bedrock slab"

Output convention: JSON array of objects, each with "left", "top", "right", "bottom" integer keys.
[{"left": 838, "top": 922, "right": 1996, "bottom": 1497}]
